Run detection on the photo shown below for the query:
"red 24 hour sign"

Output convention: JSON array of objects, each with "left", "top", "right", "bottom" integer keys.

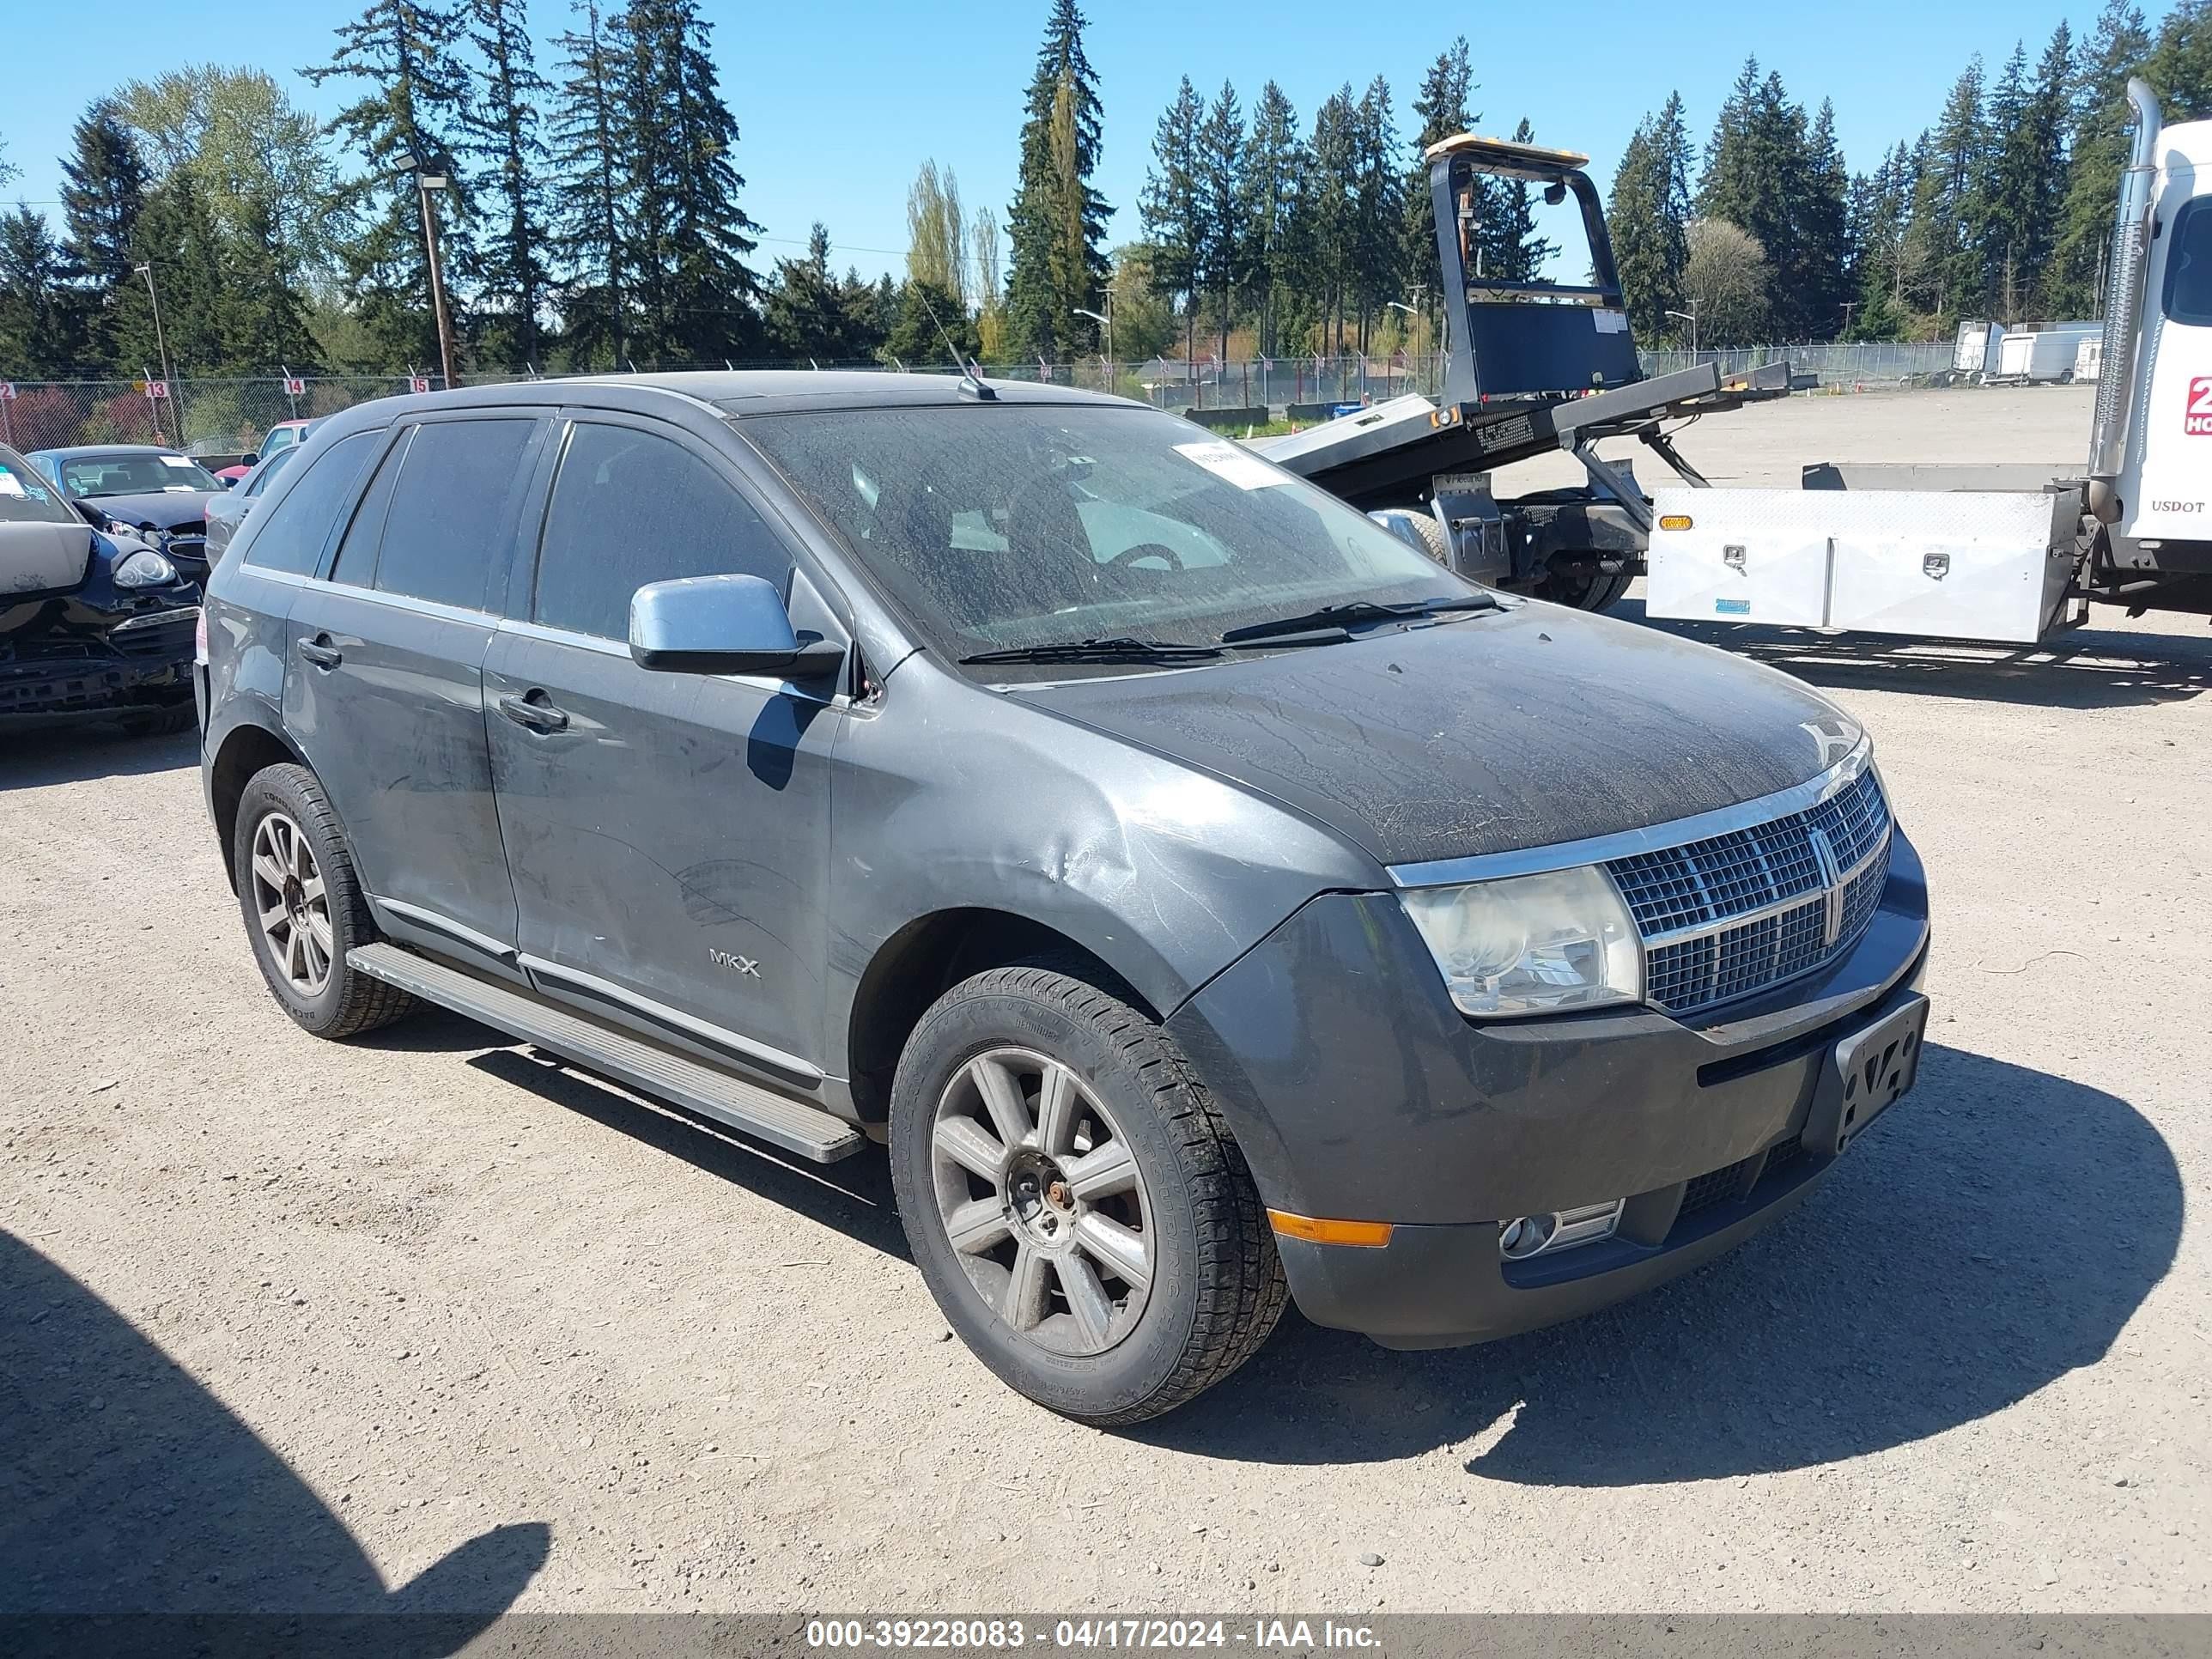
[{"left": 2188, "top": 376, "right": 2212, "bottom": 435}]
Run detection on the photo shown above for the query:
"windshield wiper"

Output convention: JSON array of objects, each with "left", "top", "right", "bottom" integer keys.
[
  {"left": 959, "top": 636, "right": 1224, "bottom": 666},
  {"left": 1218, "top": 593, "right": 1498, "bottom": 644}
]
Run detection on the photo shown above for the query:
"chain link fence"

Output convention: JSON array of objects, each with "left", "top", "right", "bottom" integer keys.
[{"left": 0, "top": 343, "right": 1974, "bottom": 456}]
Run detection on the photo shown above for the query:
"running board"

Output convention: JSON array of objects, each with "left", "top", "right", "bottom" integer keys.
[{"left": 346, "top": 943, "right": 865, "bottom": 1164}]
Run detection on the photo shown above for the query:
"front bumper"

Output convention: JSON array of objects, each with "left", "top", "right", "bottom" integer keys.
[
  {"left": 0, "top": 610, "right": 199, "bottom": 722},
  {"left": 1164, "top": 827, "right": 1931, "bottom": 1346}
]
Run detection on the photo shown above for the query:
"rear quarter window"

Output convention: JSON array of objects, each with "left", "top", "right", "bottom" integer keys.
[
  {"left": 369, "top": 418, "right": 538, "bottom": 611},
  {"left": 239, "top": 431, "right": 381, "bottom": 575}
]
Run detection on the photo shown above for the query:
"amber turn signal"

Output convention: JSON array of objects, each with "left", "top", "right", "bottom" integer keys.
[
  {"left": 1266, "top": 1210, "right": 1394, "bottom": 1248},
  {"left": 1657, "top": 514, "right": 1694, "bottom": 532}
]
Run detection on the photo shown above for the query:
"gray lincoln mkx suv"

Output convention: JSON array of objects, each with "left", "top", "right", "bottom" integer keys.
[{"left": 198, "top": 372, "right": 1930, "bottom": 1424}]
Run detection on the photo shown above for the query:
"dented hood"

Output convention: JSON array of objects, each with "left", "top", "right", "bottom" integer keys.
[
  {"left": 1014, "top": 601, "right": 1859, "bottom": 867},
  {"left": 0, "top": 520, "right": 96, "bottom": 596}
]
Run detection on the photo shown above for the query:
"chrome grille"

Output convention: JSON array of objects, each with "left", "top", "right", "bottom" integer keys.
[{"left": 1611, "top": 768, "right": 1892, "bottom": 1017}]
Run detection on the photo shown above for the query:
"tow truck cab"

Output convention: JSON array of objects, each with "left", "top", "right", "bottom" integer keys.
[{"left": 2114, "top": 106, "right": 2212, "bottom": 571}]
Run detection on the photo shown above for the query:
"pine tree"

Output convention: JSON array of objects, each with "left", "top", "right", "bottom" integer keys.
[
  {"left": 1845, "top": 142, "right": 1915, "bottom": 337},
  {"left": 118, "top": 175, "right": 227, "bottom": 376},
  {"left": 1304, "top": 85, "right": 1359, "bottom": 353},
  {"left": 1194, "top": 82, "right": 1246, "bottom": 363},
  {"left": 0, "top": 208, "right": 86, "bottom": 377},
  {"left": 1142, "top": 76, "right": 1205, "bottom": 362},
  {"left": 1004, "top": 0, "right": 1109, "bottom": 360},
  {"left": 60, "top": 103, "right": 149, "bottom": 290},
  {"left": 2147, "top": 0, "right": 2212, "bottom": 116},
  {"left": 1905, "top": 57, "right": 1992, "bottom": 322},
  {"left": 58, "top": 101, "right": 150, "bottom": 367},
  {"left": 765, "top": 223, "right": 861, "bottom": 362},
  {"left": 463, "top": 0, "right": 555, "bottom": 363},
  {"left": 1699, "top": 63, "right": 1832, "bottom": 337},
  {"left": 222, "top": 190, "right": 319, "bottom": 369},
  {"left": 1796, "top": 100, "right": 1852, "bottom": 338},
  {"left": 1607, "top": 94, "right": 1692, "bottom": 343},
  {"left": 1484, "top": 118, "right": 1555, "bottom": 285},
  {"left": 549, "top": 0, "right": 629, "bottom": 365},
  {"left": 1402, "top": 38, "right": 1476, "bottom": 330},
  {"left": 304, "top": 0, "right": 478, "bottom": 369},
  {"left": 1349, "top": 76, "right": 1404, "bottom": 352},
  {"left": 880, "top": 277, "right": 980, "bottom": 368},
  {"left": 618, "top": 0, "right": 763, "bottom": 362},
  {"left": 1238, "top": 81, "right": 1304, "bottom": 357},
  {"left": 2049, "top": 1, "right": 2152, "bottom": 314}
]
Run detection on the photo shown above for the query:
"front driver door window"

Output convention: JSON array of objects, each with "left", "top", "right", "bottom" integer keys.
[{"left": 484, "top": 417, "right": 846, "bottom": 1079}]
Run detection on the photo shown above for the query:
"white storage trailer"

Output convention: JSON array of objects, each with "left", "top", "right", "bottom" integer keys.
[
  {"left": 1990, "top": 323, "right": 2099, "bottom": 385},
  {"left": 1645, "top": 79, "right": 2211, "bottom": 644}
]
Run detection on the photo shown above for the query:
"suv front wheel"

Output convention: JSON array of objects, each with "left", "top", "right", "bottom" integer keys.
[
  {"left": 233, "top": 763, "right": 416, "bottom": 1039},
  {"left": 890, "top": 965, "right": 1285, "bottom": 1425}
]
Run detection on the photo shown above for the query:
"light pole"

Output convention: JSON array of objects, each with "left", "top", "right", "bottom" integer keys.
[
  {"left": 398, "top": 155, "right": 458, "bottom": 389},
  {"left": 1386, "top": 296, "right": 1426, "bottom": 391},
  {"left": 134, "top": 262, "right": 177, "bottom": 445},
  {"left": 1666, "top": 306, "right": 1700, "bottom": 358},
  {"left": 1073, "top": 300, "right": 1113, "bottom": 383}
]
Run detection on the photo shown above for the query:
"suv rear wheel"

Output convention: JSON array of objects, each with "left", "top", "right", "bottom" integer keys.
[
  {"left": 890, "top": 964, "right": 1285, "bottom": 1425},
  {"left": 234, "top": 764, "right": 416, "bottom": 1038}
]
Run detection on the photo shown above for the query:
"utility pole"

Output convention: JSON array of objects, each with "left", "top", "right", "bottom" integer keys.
[
  {"left": 134, "top": 262, "right": 177, "bottom": 445},
  {"left": 399, "top": 155, "right": 459, "bottom": 389},
  {"left": 1074, "top": 297, "right": 1114, "bottom": 384}
]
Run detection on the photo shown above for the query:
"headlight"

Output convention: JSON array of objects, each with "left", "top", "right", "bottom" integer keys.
[
  {"left": 1399, "top": 866, "right": 1643, "bottom": 1018},
  {"left": 112, "top": 549, "right": 179, "bottom": 588}
]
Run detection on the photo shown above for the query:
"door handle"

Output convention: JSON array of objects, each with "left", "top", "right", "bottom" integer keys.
[
  {"left": 296, "top": 635, "right": 342, "bottom": 669},
  {"left": 498, "top": 691, "right": 570, "bottom": 733}
]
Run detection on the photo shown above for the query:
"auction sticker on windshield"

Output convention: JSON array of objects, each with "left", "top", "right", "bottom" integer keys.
[{"left": 1174, "top": 440, "right": 1285, "bottom": 490}]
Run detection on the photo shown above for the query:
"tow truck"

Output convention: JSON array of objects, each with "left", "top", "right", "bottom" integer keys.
[{"left": 1267, "top": 79, "right": 2212, "bottom": 643}]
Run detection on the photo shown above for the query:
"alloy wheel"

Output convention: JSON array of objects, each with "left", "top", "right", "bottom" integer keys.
[
  {"left": 929, "top": 1047, "right": 1155, "bottom": 1357},
  {"left": 249, "top": 811, "right": 334, "bottom": 997}
]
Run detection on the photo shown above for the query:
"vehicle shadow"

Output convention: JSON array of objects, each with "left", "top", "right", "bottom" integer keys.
[
  {"left": 464, "top": 1046, "right": 910, "bottom": 1262},
  {"left": 1610, "top": 597, "right": 2212, "bottom": 709},
  {"left": 1133, "top": 1044, "right": 2180, "bottom": 1481},
  {"left": 0, "top": 726, "right": 198, "bottom": 791},
  {"left": 0, "top": 1231, "right": 548, "bottom": 1654}
]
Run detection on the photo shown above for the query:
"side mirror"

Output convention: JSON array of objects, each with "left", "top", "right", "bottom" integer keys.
[
  {"left": 240, "top": 453, "right": 259, "bottom": 468},
  {"left": 629, "top": 573, "right": 844, "bottom": 679}
]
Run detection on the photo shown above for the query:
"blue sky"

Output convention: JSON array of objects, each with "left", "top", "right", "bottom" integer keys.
[{"left": 2, "top": 0, "right": 2120, "bottom": 283}]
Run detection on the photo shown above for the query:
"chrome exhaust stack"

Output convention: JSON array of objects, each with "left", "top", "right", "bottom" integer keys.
[{"left": 2087, "top": 77, "right": 2163, "bottom": 524}]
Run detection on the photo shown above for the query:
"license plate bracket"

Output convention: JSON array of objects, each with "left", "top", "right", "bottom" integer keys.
[{"left": 1803, "top": 994, "right": 1929, "bottom": 1158}]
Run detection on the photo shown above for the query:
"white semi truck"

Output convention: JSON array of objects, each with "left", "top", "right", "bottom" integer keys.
[{"left": 1271, "top": 79, "right": 2210, "bottom": 646}]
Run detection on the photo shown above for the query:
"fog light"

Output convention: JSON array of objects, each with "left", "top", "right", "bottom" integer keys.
[{"left": 1498, "top": 1199, "right": 1625, "bottom": 1261}]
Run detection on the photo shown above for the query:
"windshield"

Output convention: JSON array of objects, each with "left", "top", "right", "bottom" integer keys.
[
  {"left": 0, "top": 447, "right": 78, "bottom": 526},
  {"left": 55, "top": 452, "right": 221, "bottom": 498},
  {"left": 739, "top": 404, "right": 1469, "bottom": 672}
]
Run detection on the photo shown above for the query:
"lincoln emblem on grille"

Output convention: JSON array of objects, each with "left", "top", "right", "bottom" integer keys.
[{"left": 1806, "top": 825, "right": 1846, "bottom": 948}]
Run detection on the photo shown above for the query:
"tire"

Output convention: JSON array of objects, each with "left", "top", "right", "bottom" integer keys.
[
  {"left": 233, "top": 763, "right": 417, "bottom": 1039},
  {"left": 1531, "top": 557, "right": 1633, "bottom": 612},
  {"left": 120, "top": 701, "right": 194, "bottom": 738},
  {"left": 1405, "top": 509, "right": 1453, "bottom": 566},
  {"left": 889, "top": 964, "right": 1287, "bottom": 1425}
]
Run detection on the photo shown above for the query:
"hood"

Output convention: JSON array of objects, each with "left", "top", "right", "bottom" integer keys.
[
  {"left": 1014, "top": 602, "right": 1860, "bottom": 866},
  {"left": 0, "top": 520, "right": 95, "bottom": 596},
  {"left": 82, "top": 490, "right": 216, "bottom": 531}
]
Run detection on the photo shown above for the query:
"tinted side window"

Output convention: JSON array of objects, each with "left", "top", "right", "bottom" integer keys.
[
  {"left": 532, "top": 422, "right": 793, "bottom": 641},
  {"left": 240, "top": 431, "right": 380, "bottom": 574},
  {"left": 2162, "top": 198, "right": 2212, "bottom": 326},
  {"left": 371, "top": 418, "right": 537, "bottom": 611},
  {"left": 328, "top": 429, "right": 410, "bottom": 589}
]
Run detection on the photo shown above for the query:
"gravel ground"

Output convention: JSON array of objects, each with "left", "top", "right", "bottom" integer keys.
[{"left": 3, "top": 386, "right": 2207, "bottom": 1620}]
